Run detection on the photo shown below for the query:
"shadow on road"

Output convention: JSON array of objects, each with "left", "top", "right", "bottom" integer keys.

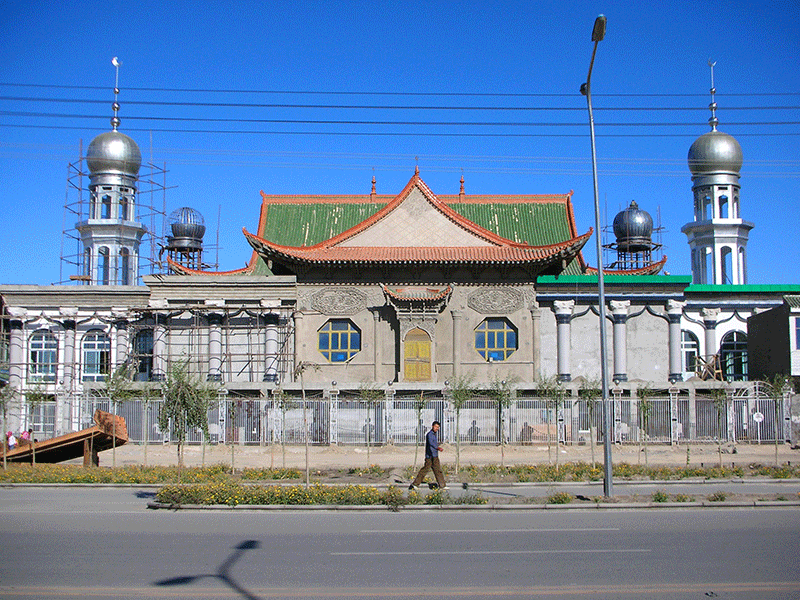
[{"left": 155, "top": 539, "right": 262, "bottom": 600}]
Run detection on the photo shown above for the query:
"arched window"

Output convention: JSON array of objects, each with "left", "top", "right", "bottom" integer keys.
[
  {"left": 718, "top": 194, "right": 729, "bottom": 218},
  {"left": 101, "top": 194, "right": 112, "bottom": 219},
  {"left": 99, "top": 248, "right": 110, "bottom": 285},
  {"left": 475, "top": 318, "right": 518, "bottom": 361},
  {"left": 720, "top": 331, "right": 748, "bottom": 381},
  {"left": 119, "top": 195, "right": 129, "bottom": 221},
  {"left": 318, "top": 320, "right": 361, "bottom": 362},
  {"left": 702, "top": 195, "right": 712, "bottom": 220},
  {"left": 84, "top": 248, "right": 92, "bottom": 279},
  {"left": 721, "top": 247, "right": 732, "bottom": 284},
  {"left": 82, "top": 330, "right": 110, "bottom": 382},
  {"left": 120, "top": 248, "right": 130, "bottom": 285},
  {"left": 133, "top": 329, "right": 154, "bottom": 381},
  {"left": 681, "top": 330, "right": 699, "bottom": 377},
  {"left": 739, "top": 247, "right": 746, "bottom": 284},
  {"left": 704, "top": 247, "right": 714, "bottom": 284},
  {"left": 29, "top": 330, "right": 58, "bottom": 383}
]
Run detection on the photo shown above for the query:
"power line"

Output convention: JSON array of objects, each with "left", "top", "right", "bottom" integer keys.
[{"left": 0, "top": 82, "right": 798, "bottom": 98}]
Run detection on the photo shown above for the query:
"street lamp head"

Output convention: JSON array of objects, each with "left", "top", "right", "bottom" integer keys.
[{"left": 592, "top": 15, "right": 607, "bottom": 42}]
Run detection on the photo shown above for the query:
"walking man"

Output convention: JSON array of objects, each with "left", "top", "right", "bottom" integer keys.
[{"left": 409, "top": 421, "right": 447, "bottom": 490}]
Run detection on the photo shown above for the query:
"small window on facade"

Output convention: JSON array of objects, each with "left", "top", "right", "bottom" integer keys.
[
  {"left": 29, "top": 330, "right": 58, "bottom": 383},
  {"left": 133, "top": 329, "right": 154, "bottom": 381},
  {"left": 475, "top": 318, "right": 518, "bottom": 361},
  {"left": 318, "top": 320, "right": 361, "bottom": 362},
  {"left": 82, "top": 330, "right": 110, "bottom": 382},
  {"left": 681, "top": 330, "right": 699, "bottom": 376},
  {"left": 120, "top": 196, "right": 129, "bottom": 221},
  {"left": 795, "top": 318, "right": 800, "bottom": 350},
  {"left": 720, "top": 331, "right": 748, "bottom": 382}
]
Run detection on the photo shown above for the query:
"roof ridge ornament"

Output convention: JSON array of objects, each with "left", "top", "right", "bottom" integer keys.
[
  {"left": 111, "top": 57, "right": 122, "bottom": 131},
  {"left": 707, "top": 58, "right": 718, "bottom": 131}
]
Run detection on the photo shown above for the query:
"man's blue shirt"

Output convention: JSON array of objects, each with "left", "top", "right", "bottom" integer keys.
[{"left": 425, "top": 429, "right": 439, "bottom": 458}]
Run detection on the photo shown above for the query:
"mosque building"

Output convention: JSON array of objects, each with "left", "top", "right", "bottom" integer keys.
[{"left": 1, "top": 67, "right": 797, "bottom": 448}]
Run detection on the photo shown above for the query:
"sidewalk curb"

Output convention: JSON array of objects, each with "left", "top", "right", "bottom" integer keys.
[{"left": 146, "top": 500, "right": 800, "bottom": 511}]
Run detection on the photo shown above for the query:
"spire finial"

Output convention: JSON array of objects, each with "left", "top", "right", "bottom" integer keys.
[
  {"left": 707, "top": 58, "right": 718, "bottom": 131},
  {"left": 371, "top": 173, "right": 376, "bottom": 198},
  {"left": 414, "top": 156, "right": 419, "bottom": 176},
  {"left": 459, "top": 171, "right": 465, "bottom": 199},
  {"left": 111, "top": 57, "right": 122, "bottom": 131}
]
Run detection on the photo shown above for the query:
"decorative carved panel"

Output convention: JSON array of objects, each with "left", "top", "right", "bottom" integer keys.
[
  {"left": 467, "top": 288, "right": 524, "bottom": 314},
  {"left": 309, "top": 288, "right": 367, "bottom": 315}
]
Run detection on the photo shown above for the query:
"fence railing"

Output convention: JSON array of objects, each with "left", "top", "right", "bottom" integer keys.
[{"left": 36, "top": 389, "right": 786, "bottom": 447}]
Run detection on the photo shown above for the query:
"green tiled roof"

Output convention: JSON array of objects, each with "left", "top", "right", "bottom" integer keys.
[
  {"left": 256, "top": 198, "right": 584, "bottom": 275},
  {"left": 686, "top": 284, "right": 800, "bottom": 294}
]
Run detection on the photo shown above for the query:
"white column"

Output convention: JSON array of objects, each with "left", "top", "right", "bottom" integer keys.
[
  {"left": 264, "top": 313, "right": 279, "bottom": 383},
  {"left": 207, "top": 312, "right": 224, "bottom": 382},
  {"left": 553, "top": 300, "right": 574, "bottom": 383},
  {"left": 373, "top": 309, "right": 382, "bottom": 381},
  {"left": 701, "top": 307, "right": 719, "bottom": 361},
  {"left": 152, "top": 314, "right": 168, "bottom": 381},
  {"left": 6, "top": 310, "right": 26, "bottom": 433},
  {"left": 530, "top": 302, "right": 541, "bottom": 381},
  {"left": 667, "top": 300, "right": 684, "bottom": 383},
  {"left": 610, "top": 301, "right": 630, "bottom": 384},
  {"left": 451, "top": 309, "right": 463, "bottom": 380}
]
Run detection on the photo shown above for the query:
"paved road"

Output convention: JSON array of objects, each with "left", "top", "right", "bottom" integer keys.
[{"left": 1, "top": 487, "right": 799, "bottom": 599}]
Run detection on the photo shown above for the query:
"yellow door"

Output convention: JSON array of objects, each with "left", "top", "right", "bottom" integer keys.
[{"left": 404, "top": 328, "right": 432, "bottom": 381}]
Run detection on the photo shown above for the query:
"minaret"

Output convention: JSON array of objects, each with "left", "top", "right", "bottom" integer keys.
[
  {"left": 76, "top": 57, "right": 146, "bottom": 285},
  {"left": 682, "top": 61, "right": 753, "bottom": 285}
]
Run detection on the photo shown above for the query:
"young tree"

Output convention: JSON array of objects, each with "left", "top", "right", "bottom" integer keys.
[
  {"left": 449, "top": 373, "right": 475, "bottom": 474},
  {"left": 157, "top": 358, "right": 219, "bottom": 478},
  {"left": 358, "top": 382, "right": 383, "bottom": 467},
  {"left": 412, "top": 391, "right": 427, "bottom": 472},
  {"left": 536, "top": 375, "right": 565, "bottom": 467},
  {"left": 273, "top": 386, "right": 295, "bottom": 469},
  {"left": 25, "top": 385, "right": 51, "bottom": 467},
  {"left": 636, "top": 384, "right": 653, "bottom": 467},
  {"left": 579, "top": 378, "right": 602, "bottom": 468},
  {"left": 766, "top": 375, "right": 790, "bottom": 467},
  {"left": 105, "top": 362, "right": 137, "bottom": 468},
  {"left": 488, "top": 374, "right": 518, "bottom": 468},
  {"left": 294, "top": 361, "right": 319, "bottom": 488},
  {"left": 710, "top": 386, "right": 728, "bottom": 469},
  {"left": 0, "top": 385, "right": 16, "bottom": 470}
]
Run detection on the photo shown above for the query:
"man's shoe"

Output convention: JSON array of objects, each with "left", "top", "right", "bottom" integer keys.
[
  {"left": 408, "top": 484, "right": 418, "bottom": 490},
  {"left": 440, "top": 485, "right": 449, "bottom": 490}
]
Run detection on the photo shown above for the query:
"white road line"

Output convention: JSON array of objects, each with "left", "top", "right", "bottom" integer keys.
[
  {"left": 361, "top": 528, "right": 620, "bottom": 533},
  {"left": 332, "top": 549, "right": 651, "bottom": 556}
]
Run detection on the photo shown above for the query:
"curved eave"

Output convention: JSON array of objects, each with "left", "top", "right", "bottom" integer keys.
[
  {"left": 166, "top": 256, "right": 255, "bottom": 276},
  {"left": 244, "top": 228, "right": 592, "bottom": 269},
  {"left": 584, "top": 255, "right": 668, "bottom": 276}
]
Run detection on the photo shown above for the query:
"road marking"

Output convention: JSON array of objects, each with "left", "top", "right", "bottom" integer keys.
[
  {"left": 3, "top": 582, "right": 798, "bottom": 598},
  {"left": 332, "top": 548, "right": 652, "bottom": 556},
  {"left": 362, "top": 527, "right": 620, "bottom": 533}
]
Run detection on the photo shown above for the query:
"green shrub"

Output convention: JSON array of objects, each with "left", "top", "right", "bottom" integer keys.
[
  {"left": 673, "top": 493, "right": 693, "bottom": 503},
  {"left": 547, "top": 492, "right": 573, "bottom": 504},
  {"left": 707, "top": 491, "right": 727, "bottom": 502},
  {"left": 651, "top": 490, "right": 669, "bottom": 503}
]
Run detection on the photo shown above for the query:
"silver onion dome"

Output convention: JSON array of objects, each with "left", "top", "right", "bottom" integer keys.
[
  {"left": 613, "top": 201, "right": 653, "bottom": 252},
  {"left": 168, "top": 207, "right": 206, "bottom": 250},
  {"left": 86, "top": 130, "right": 142, "bottom": 176},
  {"left": 687, "top": 130, "right": 743, "bottom": 175}
]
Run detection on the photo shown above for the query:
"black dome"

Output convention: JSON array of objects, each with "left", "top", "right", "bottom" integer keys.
[{"left": 613, "top": 201, "right": 653, "bottom": 252}]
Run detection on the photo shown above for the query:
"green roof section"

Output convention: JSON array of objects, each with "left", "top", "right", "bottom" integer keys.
[
  {"left": 257, "top": 199, "right": 585, "bottom": 275},
  {"left": 261, "top": 203, "right": 385, "bottom": 247},
  {"left": 537, "top": 274, "right": 692, "bottom": 285},
  {"left": 686, "top": 284, "right": 800, "bottom": 294}
]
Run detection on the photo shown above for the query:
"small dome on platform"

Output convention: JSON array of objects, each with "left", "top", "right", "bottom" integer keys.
[
  {"left": 613, "top": 201, "right": 653, "bottom": 253},
  {"left": 168, "top": 207, "right": 206, "bottom": 249}
]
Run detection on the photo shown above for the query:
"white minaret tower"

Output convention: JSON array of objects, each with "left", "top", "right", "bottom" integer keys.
[
  {"left": 682, "top": 61, "right": 753, "bottom": 285},
  {"left": 76, "top": 57, "right": 146, "bottom": 285}
]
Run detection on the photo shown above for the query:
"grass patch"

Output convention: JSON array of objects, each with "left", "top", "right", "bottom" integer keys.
[
  {"left": 155, "top": 483, "right": 486, "bottom": 507},
  {"left": 546, "top": 492, "right": 573, "bottom": 504},
  {"left": 651, "top": 490, "right": 669, "bottom": 503},
  {"left": 707, "top": 491, "right": 727, "bottom": 502}
]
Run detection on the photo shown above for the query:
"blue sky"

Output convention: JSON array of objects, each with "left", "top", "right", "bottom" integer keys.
[{"left": 0, "top": 0, "right": 798, "bottom": 285}]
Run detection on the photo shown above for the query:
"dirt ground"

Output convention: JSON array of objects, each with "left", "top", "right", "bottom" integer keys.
[{"left": 93, "top": 440, "right": 800, "bottom": 472}]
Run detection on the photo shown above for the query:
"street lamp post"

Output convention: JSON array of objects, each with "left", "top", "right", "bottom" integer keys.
[{"left": 581, "top": 14, "right": 613, "bottom": 497}]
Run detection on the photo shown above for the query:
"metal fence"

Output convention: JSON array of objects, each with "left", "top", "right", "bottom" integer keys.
[{"left": 18, "top": 386, "right": 792, "bottom": 447}]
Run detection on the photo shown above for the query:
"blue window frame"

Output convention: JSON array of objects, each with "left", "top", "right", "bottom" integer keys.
[
  {"left": 319, "top": 320, "right": 361, "bottom": 363},
  {"left": 475, "top": 318, "right": 517, "bottom": 361}
]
